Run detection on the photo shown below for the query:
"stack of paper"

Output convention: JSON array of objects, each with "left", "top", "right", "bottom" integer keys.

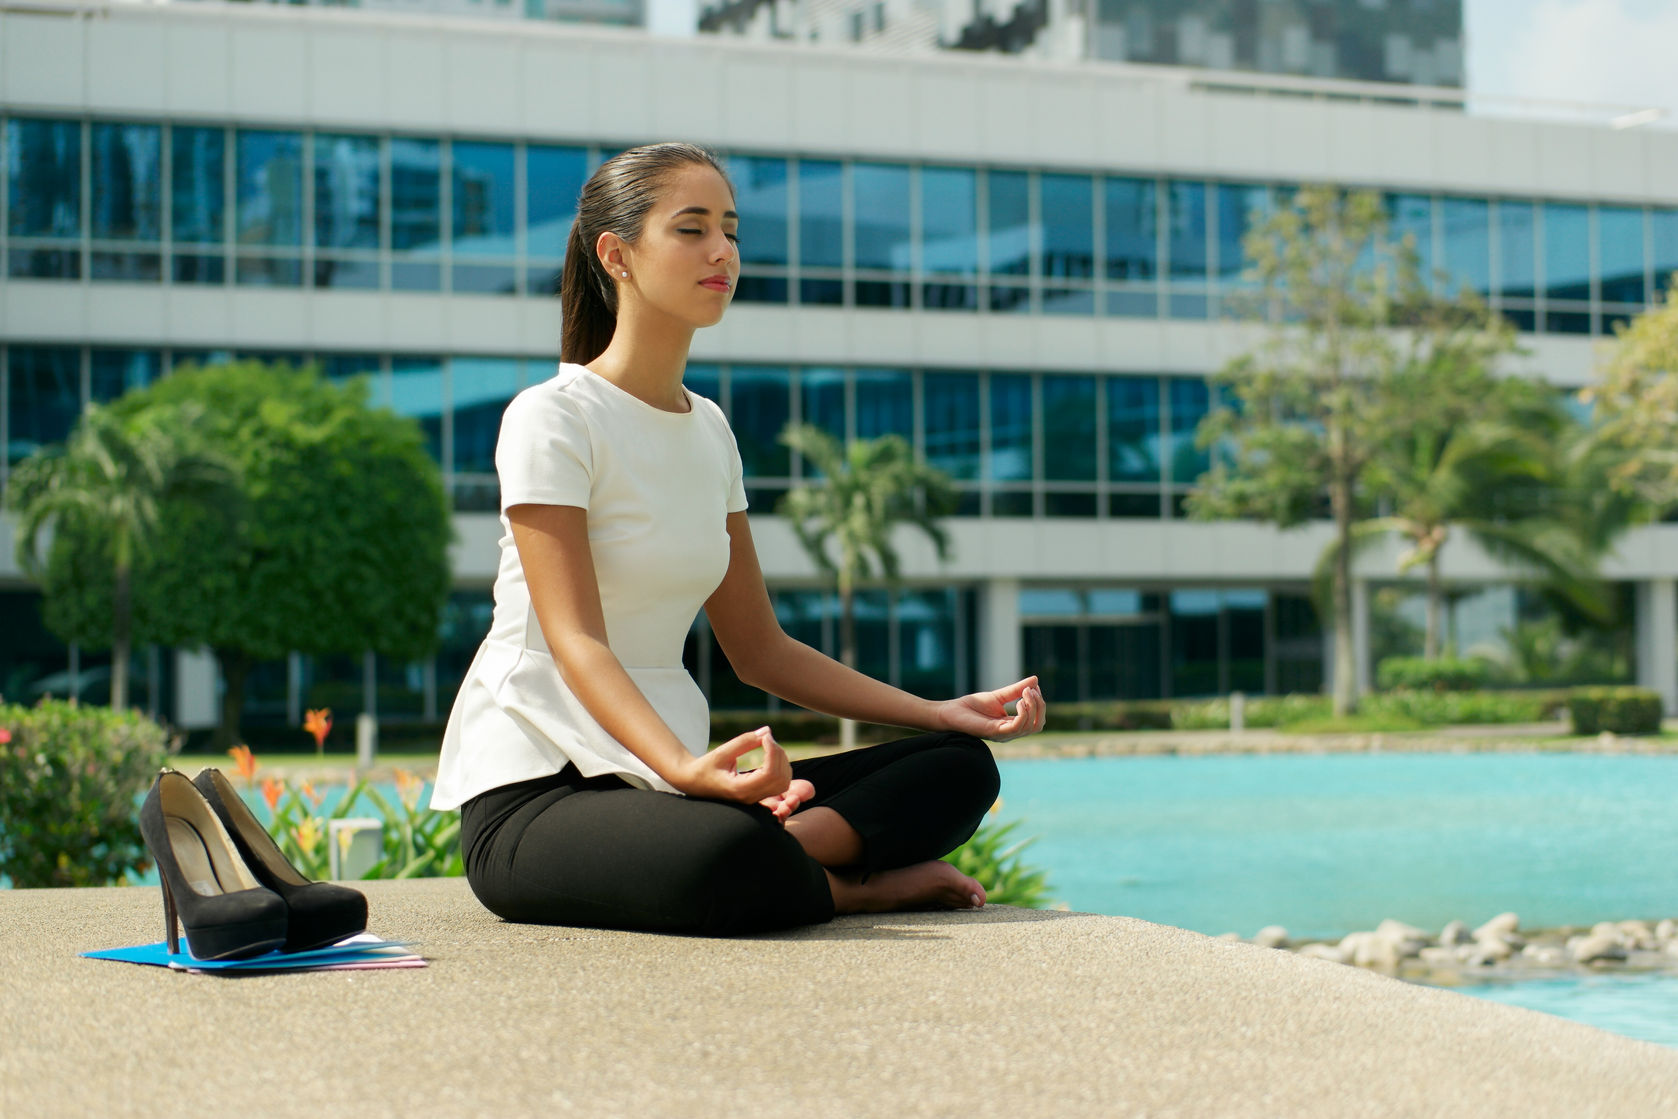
[{"left": 83, "top": 932, "right": 424, "bottom": 975}]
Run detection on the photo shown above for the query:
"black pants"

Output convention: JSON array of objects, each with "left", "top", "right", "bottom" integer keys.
[{"left": 459, "top": 731, "right": 1000, "bottom": 936}]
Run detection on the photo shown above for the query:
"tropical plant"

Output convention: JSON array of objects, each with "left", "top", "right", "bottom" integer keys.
[
  {"left": 0, "top": 698, "right": 176, "bottom": 887},
  {"left": 3, "top": 401, "right": 240, "bottom": 712},
  {"left": 1580, "top": 273, "right": 1678, "bottom": 513},
  {"left": 776, "top": 425, "right": 957, "bottom": 749},
  {"left": 946, "top": 809, "right": 1054, "bottom": 908},
  {"left": 27, "top": 360, "right": 454, "bottom": 748}
]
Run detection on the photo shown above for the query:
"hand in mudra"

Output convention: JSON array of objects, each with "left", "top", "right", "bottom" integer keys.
[
  {"left": 678, "top": 725, "right": 813, "bottom": 820},
  {"left": 938, "top": 676, "right": 1047, "bottom": 742}
]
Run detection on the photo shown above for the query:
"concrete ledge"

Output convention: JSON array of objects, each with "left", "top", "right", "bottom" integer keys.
[{"left": 3, "top": 878, "right": 1677, "bottom": 1117}]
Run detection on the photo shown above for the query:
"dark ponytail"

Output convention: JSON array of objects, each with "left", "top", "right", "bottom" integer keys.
[{"left": 559, "top": 141, "right": 734, "bottom": 366}]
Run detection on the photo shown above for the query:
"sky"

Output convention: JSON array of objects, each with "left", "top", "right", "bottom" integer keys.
[{"left": 647, "top": 0, "right": 1678, "bottom": 126}]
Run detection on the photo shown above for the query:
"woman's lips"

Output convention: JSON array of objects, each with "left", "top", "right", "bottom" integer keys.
[{"left": 700, "top": 278, "right": 731, "bottom": 291}]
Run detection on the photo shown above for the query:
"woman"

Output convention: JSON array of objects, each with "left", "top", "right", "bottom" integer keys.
[{"left": 429, "top": 142, "right": 1046, "bottom": 935}]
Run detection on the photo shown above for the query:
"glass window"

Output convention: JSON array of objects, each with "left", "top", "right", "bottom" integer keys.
[
  {"left": 391, "top": 355, "right": 445, "bottom": 467},
  {"left": 450, "top": 356, "right": 521, "bottom": 475},
  {"left": 854, "top": 588, "right": 891, "bottom": 682},
  {"left": 450, "top": 141, "right": 516, "bottom": 293},
  {"left": 390, "top": 138, "right": 442, "bottom": 291},
  {"left": 7, "top": 346, "right": 81, "bottom": 465},
  {"left": 854, "top": 368, "right": 911, "bottom": 441},
  {"left": 1655, "top": 209, "right": 1678, "bottom": 299},
  {"left": 897, "top": 588, "right": 957, "bottom": 699},
  {"left": 1039, "top": 173, "right": 1093, "bottom": 280},
  {"left": 799, "top": 367, "right": 847, "bottom": 444},
  {"left": 6, "top": 118, "right": 81, "bottom": 238},
  {"left": 312, "top": 134, "right": 380, "bottom": 251},
  {"left": 318, "top": 352, "right": 384, "bottom": 400},
  {"left": 1104, "top": 176, "right": 1157, "bottom": 281},
  {"left": 91, "top": 123, "right": 161, "bottom": 241},
  {"left": 1166, "top": 181, "right": 1209, "bottom": 281},
  {"left": 90, "top": 349, "right": 159, "bottom": 403},
  {"left": 1041, "top": 375, "right": 1097, "bottom": 481},
  {"left": 684, "top": 362, "right": 721, "bottom": 407},
  {"left": 730, "top": 365, "right": 792, "bottom": 478},
  {"left": 987, "top": 169, "right": 1032, "bottom": 277},
  {"left": 1387, "top": 193, "right": 1434, "bottom": 287},
  {"left": 235, "top": 130, "right": 302, "bottom": 247},
  {"left": 1170, "top": 589, "right": 1221, "bottom": 697},
  {"left": 725, "top": 154, "right": 789, "bottom": 268},
  {"left": 798, "top": 160, "right": 844, "bottom": 270},
  {"left": 921, "top": 166, "right": 978, "bottom": 276},
  {"left": 1020, "top": 588, "right": 1083, "bottom": 617},
  {"left": 1214, "top": 182, "right": 1270, "bottom": 285},
  {"left": 525, "top": 143, "right": 588, "bottom": 261},
  {"left": 988, "top": 373, "right": 1033, "bottom": 482},
  {"left": 1107, "top": 375, "right": 1161, "bottom": 484},
  {"left": 1439, "top": 196, "right": 1490, "bottom": 296},
  {"left": 853, "top": 162, "right": 911, "bottom": 273},
  {"left": 1543, "top": 202, "right": 1590, "bottom": 303},
  {"left": 1167, "top": 378, "right": 1210, "bottom": 484},
  {"left": 170, "top": 125, "right": 225, "bottom": 285},
  {"left": 923, "top": 370, "right": 980, "bottom": 481},
  {"left": 1497, "top": 200, "right": 1537, "bottom": 300},
  {"left": 1598, "top": 206, "right": 1646, "bottom": 305}
]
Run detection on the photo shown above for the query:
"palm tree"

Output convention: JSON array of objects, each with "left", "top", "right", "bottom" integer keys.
[
  {"left": 776, "top": 425, "right": 957, "bottom": 749},
  {"left": 4, "top": 401, "right": 239, "bottom": 711},
  {"left": 1327, "top": 367, "right": 1610, "bottom": 662}
]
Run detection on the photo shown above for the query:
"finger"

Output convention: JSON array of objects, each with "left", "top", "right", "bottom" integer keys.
[
  {"left": 717, "top": 727, "right": 772, "bottom": 767},
  {"left": 990, "top": 677, "right": 1033, "bottom": 707}
]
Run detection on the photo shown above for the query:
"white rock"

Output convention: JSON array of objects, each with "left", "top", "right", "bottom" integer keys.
[
  {"left": 1347, "top": 933, "right": 1400, "bottom": 970},
  {"left": 1524, "top": 946, "right": 1567, "bottom": 967},
  {"left": 1297, "top": 943, "right": 1347, "bottom": 964},
  {"left": 1418, "top": 946, "right": 1458, "bottom": 966},
  {"left": 1216, "top": 932, "right": 1242, "bottom": 941},
  {"left": 1473, "top": 912, "right": 1520, "bottom": 941},
  {"left": 1253, "top": 926, "right": 1289, "bottom": 949},
  {"left": 1469, "top": 937, "right": 1513, "bottom": 964},
  {"left": 1616, "top": 920, "right": 1655, "bottom": 950},
  {"left": 1571, "top": 932, "right": 1629, "bottom": 964},
  {"left": 1375, "top": 918, "right": 1428, "bottom": 942},
  {"left": 1438, "top": 920, "right": 1472, "bottom": 946},
  {"left": 1655, "top": 918, "right": 1676, "bottom": 943},
  {"left": 1666, "top": 940, "right": 1678, "bottom": 960}
]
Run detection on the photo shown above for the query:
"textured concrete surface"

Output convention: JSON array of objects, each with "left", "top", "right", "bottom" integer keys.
[{"left": 4, "top": 878, "right": 1678, "bottom": 1118}]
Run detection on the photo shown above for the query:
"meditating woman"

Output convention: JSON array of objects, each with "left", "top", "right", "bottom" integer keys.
[{"left": 428, "top": 142, "right": 1046, "bottom": 935}]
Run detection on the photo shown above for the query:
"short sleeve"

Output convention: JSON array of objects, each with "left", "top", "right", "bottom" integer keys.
[
  {"left": 496, "top": 388, "right": 594, "bottom": 514},
  {"left": 726, "top": 432, "right": 748, "bottom": 514}
]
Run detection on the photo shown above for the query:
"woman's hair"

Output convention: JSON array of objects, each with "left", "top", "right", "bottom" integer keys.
[{"left": 559, "top": 141, "right": 734, "bottom": 365}]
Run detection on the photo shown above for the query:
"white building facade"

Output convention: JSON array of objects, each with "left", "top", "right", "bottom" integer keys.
[{"left": 2, "top": 0, "right": 1676, "bottom": 731}]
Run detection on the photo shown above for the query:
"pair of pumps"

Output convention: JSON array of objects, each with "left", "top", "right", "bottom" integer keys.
[{"left": 139, "top": 768, "right": 369, "bottom": 961}]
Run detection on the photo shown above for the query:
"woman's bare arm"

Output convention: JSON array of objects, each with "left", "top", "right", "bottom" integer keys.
[
  {"left": 508, "top": 503, "right": 794, "bottom": 803},
  {"left": 704, "top": 512, "right": 1045, "bottom": 740}
]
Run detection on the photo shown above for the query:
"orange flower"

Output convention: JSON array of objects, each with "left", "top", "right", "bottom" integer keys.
[
  {"left": 227, "top": 744, "right": 258, "bottom": 784},
  {"left": 303, "top": 708, "right": 333, "bottom": 752},
  {"left": 261, "top": 776, "right": 284, "bottom": 813},
  {"left": 393, "top": 769, "right": 422, "bottom": 812},
  {"left": 301, "top": 781, "right": 323, "bottom": 808},
  {"left": 0, "top": 727, "right": 11, "bottom": 745}
]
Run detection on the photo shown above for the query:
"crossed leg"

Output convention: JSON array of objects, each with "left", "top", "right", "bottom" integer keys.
[{"left": 782, "top": 731, "right": 999, "bottom": 915}]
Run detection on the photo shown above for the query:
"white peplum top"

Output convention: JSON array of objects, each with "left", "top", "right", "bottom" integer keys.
[{"left": 427, "top": 362, "right": 747, "bottom": 811}]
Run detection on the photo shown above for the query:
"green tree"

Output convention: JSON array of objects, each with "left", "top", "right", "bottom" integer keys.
[
  {"left": 1188, "top": 185, "right": 1489, "bottom": 716},
  {"left": 776, "top": 425, "right": 956, "bottom": 749},
  {"left": 1336, "top": 351, "right": 1610, "bottom": 660},
  {"left": 30, "top": 361, "right": 454, "bottom": 748},
  {"left": 4, "top": 401, "right": 239, "bottom": 712},
  {"left": 1581, "top": 273, "right": 1678, "bottom": 512}
]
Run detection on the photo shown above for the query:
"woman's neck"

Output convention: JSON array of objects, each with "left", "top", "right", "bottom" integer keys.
[{"left": 585, "top": 305, "right": 696, "bottom": 413}]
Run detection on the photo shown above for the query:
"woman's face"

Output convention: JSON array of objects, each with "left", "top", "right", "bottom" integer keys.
[{"left": 613, "top": 163, "right": 740, "bottom": 328}]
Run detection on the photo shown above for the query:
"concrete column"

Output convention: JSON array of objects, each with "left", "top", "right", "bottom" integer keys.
[
  {"left": 174, "top": 647, "right": 219, "bottom": 730},
  {"left": 980, "top": 578, "right": 1022, "bottom": 690},
  {"left": 1352, "top": 578, "right": 1372, "bottom": 697},
  {"left": 1635, "top": 579, "right": 1677, "bottom": 715}
]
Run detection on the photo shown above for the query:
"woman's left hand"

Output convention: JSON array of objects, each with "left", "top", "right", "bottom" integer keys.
[
  {"left": 758, "top": 778, "right": 815, "bottom": 822},
  {"left": 937, "top": 676, "right": 1046, "bottom": 742}
]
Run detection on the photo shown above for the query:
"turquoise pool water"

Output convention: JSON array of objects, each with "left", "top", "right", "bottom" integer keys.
[{"left": 991, "top": 753, "right": 1678, "bottom": 1048}]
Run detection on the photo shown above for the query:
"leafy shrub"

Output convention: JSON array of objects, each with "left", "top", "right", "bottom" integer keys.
[
  {"left": 945, "top": 810, "right": 1053, "bottom": 908},
  {"left": 1568, "top": 687, "right": 1664, "bottom": 736},
  {"left": 1043, "top": 700, "right": 1174, "bottom": 732},
  {"left": 1363, "top": 688, "right": 1569, "bottom": 726},
  {"left": 1376, "top": 656, "right": 1492, "bottom": 693},
  {"left": 0, "top": 698, "right": 176, "bottom": 887},
  {"left": 1172, "top": 694, "right": 1331, "bottom": 730}
]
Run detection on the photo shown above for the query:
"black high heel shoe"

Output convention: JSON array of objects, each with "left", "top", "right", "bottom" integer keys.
[
  {"left": 138, "top": 770, "right": 289, "bottom": 961},
  {"left": 193, "top": 768, "right": 368, "bottom": 953}
]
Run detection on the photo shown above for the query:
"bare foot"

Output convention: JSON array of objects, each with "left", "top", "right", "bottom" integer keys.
[{"left": 827, "top": 860, "right": 987, "bottom": 915}]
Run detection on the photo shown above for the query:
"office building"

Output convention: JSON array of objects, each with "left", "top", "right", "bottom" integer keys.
[{"left": 3, "top": 0, "right": 1675, "bottom": 731}]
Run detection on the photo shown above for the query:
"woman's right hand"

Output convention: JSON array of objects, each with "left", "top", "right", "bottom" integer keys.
[{"left": 671, "top": 726, "right": 793, "bottom": 805}]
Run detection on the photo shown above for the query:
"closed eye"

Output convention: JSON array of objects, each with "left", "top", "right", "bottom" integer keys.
[{"left": 680, "top": 228, "right": 741, "bottom": 244}]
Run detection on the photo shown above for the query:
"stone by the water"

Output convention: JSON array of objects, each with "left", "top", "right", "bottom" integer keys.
[
  {"left": 1474, "top": 912, "right": 1520, "bottom": 941},
  {"left": 1254, "top": 925, "right": 1289, "bottom": 949}
]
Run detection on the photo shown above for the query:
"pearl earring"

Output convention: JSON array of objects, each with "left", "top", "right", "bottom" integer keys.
[{"left": 621, "top": 271, "right": 628, "bottom": 278}]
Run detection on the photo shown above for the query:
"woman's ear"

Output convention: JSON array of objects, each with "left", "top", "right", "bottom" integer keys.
[{"left": 594, "top": 231, "right": 625, "bottom": 277}]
